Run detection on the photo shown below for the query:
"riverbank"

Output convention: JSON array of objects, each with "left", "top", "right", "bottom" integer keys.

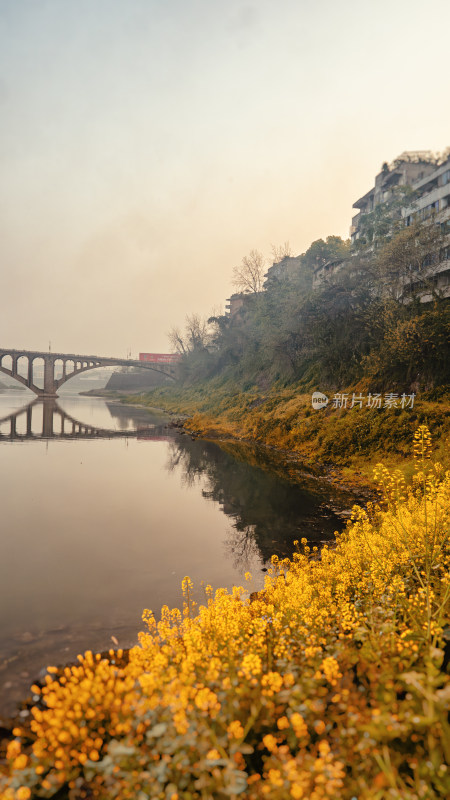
[
  {"left": 120, "top": 379, "right": 450, "bottom": 491},
  {"left": 1, "top": 427, "right": 448, "bottom": 800}
]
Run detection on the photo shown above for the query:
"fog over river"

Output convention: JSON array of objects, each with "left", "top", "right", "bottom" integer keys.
[{"left": 0, "top": 393, "right": 346, "bottom": 717}]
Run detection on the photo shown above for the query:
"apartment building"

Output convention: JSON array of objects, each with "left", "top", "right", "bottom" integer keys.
[
  {"left": 350, "top": 151, "right": 437, "bottom": 244},
  {"left": 400, "top": 156, "right": 450, "bottom": 301},
  {"left": 403, "top": 159, "right": 450, "bottom": 226},
  {"left": 314, "top": 150, "right": 450, "bottom": 300}
]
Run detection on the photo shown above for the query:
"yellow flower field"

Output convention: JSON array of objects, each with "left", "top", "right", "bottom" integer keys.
[{"left": 1, "top": 426, "right": 449, "bottom": 800}]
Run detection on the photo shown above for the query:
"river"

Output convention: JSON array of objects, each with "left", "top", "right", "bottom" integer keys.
[{"left": 0, "top": 392, "right": 347, "bottom": 718}]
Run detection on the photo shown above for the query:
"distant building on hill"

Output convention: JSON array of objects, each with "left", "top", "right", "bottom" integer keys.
[
  {"left": 312, "top": 257, "right": 347, "bottom": 289},
  {"left": 225, "top": 293, "right": 248, "bottom": 317},
  {"left": 263, "top": 255, "right": 303, "bottom": 290}
]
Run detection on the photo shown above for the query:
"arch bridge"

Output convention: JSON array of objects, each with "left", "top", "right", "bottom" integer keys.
[{"left": 0, "top": 348, "right": 177, "bottom": 398}]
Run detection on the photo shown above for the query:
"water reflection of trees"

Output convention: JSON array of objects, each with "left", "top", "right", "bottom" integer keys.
[
  {"left": 223, "top": 524, "right": 261, "bottom": 572},
  {"left": 166, "top": 435, "right": 346, "bottom": 564}
]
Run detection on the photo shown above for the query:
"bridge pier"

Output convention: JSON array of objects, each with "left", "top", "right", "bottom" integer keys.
[{"left": 42, "top": 356, "right": 58, "bottom": 397}]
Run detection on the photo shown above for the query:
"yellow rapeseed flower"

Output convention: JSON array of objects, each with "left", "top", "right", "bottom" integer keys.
[
  {"left": 12, "top": 755, "right": 28, "bottom": 771},
  {"left": 262, "top": 733, "right": 278, "bottom": 752},
  {"left": 227, "top": 720, "right": 244, "bottom": 739},
  {"left": 6, "top": 741, "right": 21, "bottom": 760},
  {"left": 268, "top": 768, "right": 284, "bottom": 787},
  {"left": 291, "top": 713, "right": 308, "bottom": 738},
  {"left": 15, "top": 788, "right": 31, "bottom": 800}
]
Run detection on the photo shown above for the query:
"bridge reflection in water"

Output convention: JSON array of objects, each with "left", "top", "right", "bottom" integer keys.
[{"left": 0, "top": 399, "right": 171, "bottom": 442}]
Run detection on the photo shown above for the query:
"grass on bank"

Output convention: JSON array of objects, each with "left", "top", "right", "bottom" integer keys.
[
  {"left": 1, "top": 426, "right": 449, "bottom": 800},
  {"left": 123, "top": 379, "right": 450, "bottom": 481}
]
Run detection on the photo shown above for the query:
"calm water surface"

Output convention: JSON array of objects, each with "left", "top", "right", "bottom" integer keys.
[{"left": 0, "top": 392, "right": 345, "bottom": 716}]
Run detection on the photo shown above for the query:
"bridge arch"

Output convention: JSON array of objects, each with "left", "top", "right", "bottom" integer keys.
[
  {"left": 0, "top": 349, "right": 177, "bottom": 397},
  {"left": 31, "top": 356, "right": 45, "bottom": 391},
  {"left": 1, "top": 354, "right": 12, "bottom": 371},
  {"left": 0, "top": 353, "right": 34, "bottom": 394}
]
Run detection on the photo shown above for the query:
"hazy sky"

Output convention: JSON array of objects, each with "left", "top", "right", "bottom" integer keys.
[{"left": 1, "top": 0, "right": 449, "bottom": 356}]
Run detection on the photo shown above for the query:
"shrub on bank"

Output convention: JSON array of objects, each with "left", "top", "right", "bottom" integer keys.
[{"left": 1, "top": 427, "right": 449, "bottom": 800}]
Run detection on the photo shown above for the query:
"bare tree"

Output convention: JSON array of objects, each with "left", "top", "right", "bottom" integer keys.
[
  {"left": 185, "top": 313, "right": 210, "bottom": 350},
  {"left": 232, "top": 249, "right": 265, "bottom": 294},
  {"left": 271, "top": 241, "right": 293, "bottom": 263},
  {"left": 168, "top": 314, "right": 211, "bottom": 355},
  {"left": 168, "top": 326, "right": 187, "bottom": 355}
]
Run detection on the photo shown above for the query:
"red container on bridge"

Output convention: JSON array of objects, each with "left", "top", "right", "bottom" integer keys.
[{"left": 139, "top": 353, "right": 182, "bottom": 364}]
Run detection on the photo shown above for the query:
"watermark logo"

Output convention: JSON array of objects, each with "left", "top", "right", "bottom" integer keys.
[
  {"left": 311, "top": 391, "right": 329, "bottom": 409},
  {"left": 311, "top": 391, "right": 416, "bottom": 410}
]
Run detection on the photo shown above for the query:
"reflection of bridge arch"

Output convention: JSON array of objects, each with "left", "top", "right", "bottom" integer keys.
[
  {"left": 0, "top": 400, "right": 168, "bottom": 441},
  {"left": 0, "top": 348, "right": 177, "bottom": 397}
]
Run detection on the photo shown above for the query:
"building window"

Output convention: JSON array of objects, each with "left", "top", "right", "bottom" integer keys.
[{"left": 422, "top": 200, "right": 439, "bottom": 219}]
